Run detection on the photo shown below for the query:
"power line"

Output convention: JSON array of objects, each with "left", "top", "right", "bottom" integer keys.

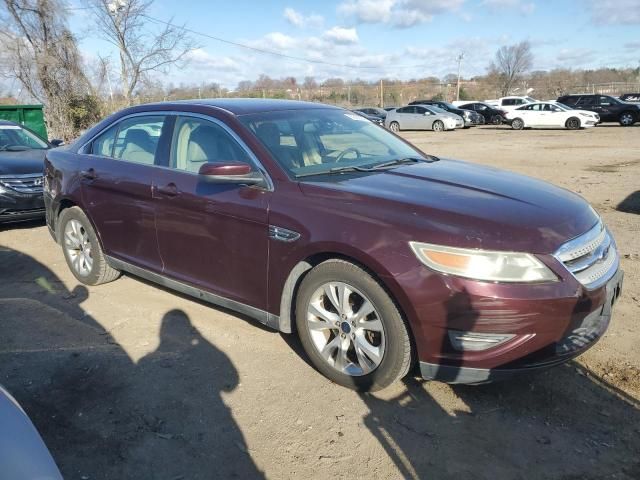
[{"left": 141, "top": 14, "right": 432, "bottom": 71}]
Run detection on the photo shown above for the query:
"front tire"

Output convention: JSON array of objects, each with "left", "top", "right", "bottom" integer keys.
[
  {"left": 511, "top": 118, "right": 525, "bottom": 130},
  {"left": 432, "top": 120, "right": 444, "bottom": 132},
  {"left": 295, "top": 260, "right": 412, "bottom": 391},
  {"left": 619, "top": 112, "right": 636, "bottom": 126},
  {"left": 389, "top": 121, "right": 400, "bottom": 132},
  {"left": 491, "top": 114, "right": 503, "bottom": 125},
  {"left": 565, "top": 117, "right": 581, "bottom": 130},
  {"left": 58, "top": 207, "right": 120, "bottom": 286}
]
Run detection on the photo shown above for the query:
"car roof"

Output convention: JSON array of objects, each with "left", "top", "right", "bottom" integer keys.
[
  {"left": 146, "top": 98, "right": 341, "bottom": 116},
  {"left": 0, "top": 120, "right": 21, "bottom": 127}
]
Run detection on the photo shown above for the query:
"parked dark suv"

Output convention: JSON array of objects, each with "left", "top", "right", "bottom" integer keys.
[
  {"left": 44, "top": 99, "right": 623, "bottom": 391},
  {"left": 557, "top": 94, "right": 640, "bottom": 126}
]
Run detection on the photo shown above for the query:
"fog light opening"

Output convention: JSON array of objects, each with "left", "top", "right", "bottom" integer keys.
[{"left": 448, "top": 331, "right": 515, "bottom": 352}]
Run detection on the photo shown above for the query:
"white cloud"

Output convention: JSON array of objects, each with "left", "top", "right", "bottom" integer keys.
[
  {"left": 323, "top": 26, "right": 359, "bottom": 45},
  {"left": 481, "top": 0, "right": 536, "bottom": 15},
  {"left": 338, "top": 0, "right": 464, "bottom": 28},
  {"left": 283, "top": 7, "right": 324, "bottom": 28},
  {"left": 588, "top": 0, "right": 640, "bottom": 24},
  {"left": 250, "top": 32, "right": 297, "bottom": 50}
]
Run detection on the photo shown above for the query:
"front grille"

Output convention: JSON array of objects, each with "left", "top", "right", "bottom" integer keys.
[
  {"left": 0, "top": 173, "right": 44, "bottom": 194},
  {"left": 554, "top": 221, "right": 618, "bottom": 289}
]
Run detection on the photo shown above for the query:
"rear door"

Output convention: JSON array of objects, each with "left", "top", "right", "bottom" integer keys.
[
  {"left": 152, "top": 114, "right": 271, "bottom": 310},
  {"left": 80, "top": 114, "right": 170, "bottom": 272}
]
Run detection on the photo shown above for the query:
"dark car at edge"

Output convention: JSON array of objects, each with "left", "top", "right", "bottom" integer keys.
[
  {"left": 0, "top": 120, "right": 62, "bottom": 223},
  {"left": 44, "top": 99, "right": 623, "bottom": 391},
  {"left": 557, "top": 94, "right": 640, "bottom": 126}
]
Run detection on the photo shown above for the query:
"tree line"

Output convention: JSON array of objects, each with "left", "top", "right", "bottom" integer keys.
[{"left": 1, "top": 2, "right": 639, "bottom": 139}]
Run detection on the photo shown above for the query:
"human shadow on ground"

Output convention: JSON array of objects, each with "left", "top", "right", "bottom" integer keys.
[
  {"left": 358, "top": 288, "right": 640, "bottom": 479},
  {"left": 0, "top": 247, "right": 264, "bottom": 479},
  {"left": 617, "top": 190, "right": 640, "bottom": 214}
]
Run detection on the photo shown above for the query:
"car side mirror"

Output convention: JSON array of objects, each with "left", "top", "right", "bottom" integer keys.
[
  {"left": 424, "top": 112, "right": 431, "bottom": 116},
  {"left": 198, "top": 162, "right": 265, "bottom": 186},
  {"left": 49, "top": 139, "right": 64, "bottom": 147}
]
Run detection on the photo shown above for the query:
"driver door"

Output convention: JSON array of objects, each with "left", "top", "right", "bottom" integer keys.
[{"left": 152, "top": 114, "right": 272, "bottom": 310}]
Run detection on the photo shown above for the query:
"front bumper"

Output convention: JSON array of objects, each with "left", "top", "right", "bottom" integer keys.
[
  {"left": 420, "top": 269, "right": 623, "bottom": 383},
  {"left": 388, "top": 251, "right": 624, "bottom": 384},
  {"left": 0, "top": 189, "right": 45, "bottom": 223}
]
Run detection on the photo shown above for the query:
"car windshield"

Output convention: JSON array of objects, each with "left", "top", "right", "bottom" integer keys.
[
  {"left": 0, "top": 124, "right": 48, "bottom": 150},
  {"left": 240, "top": 108, "right": 426, "bottom": 178},
  {"left": 439, "top": 102, "right": 457, "bottom": 110},
  {"left": 554, "top": 103, "right": 572, "bottom": 111},
  {"left": 428, "top": 106, "right": 447, "bottom": 114},
  {"left": 524, "top": 96, "right": 538, "bottom": 103}
]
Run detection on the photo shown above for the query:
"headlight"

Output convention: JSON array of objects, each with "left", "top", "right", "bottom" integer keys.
[{"left": 409, "top": 242, "right": 557, "bottom": 283}]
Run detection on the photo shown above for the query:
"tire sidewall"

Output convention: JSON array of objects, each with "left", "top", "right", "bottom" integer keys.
[
  {"left": 295, "top": 261, "right": 411, "bottom": 391},
  {"left": 390, "top": 121, "right": 400, "bottom": 132},
  {"left": 512, "top": 118, "right": 524, "bottom": 130},
  {"left": 58, "top": 207, "right": 105, "bottom": 285},
  {"left": 566, "top": 117, "right": 580, "bottom": 130},
  {"left": 433, "top": 120, "right": 444, "bottom": 131}
]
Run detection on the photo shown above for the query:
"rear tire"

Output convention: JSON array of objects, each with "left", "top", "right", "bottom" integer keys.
[
  {"left": 619, "top": 112, "right": 636, "bottom": 126},
  {"left": 58, "top": 207, "right": 120, "bottom": 286},
  {"left": 511, "top": 118, "right": 525, "bottom": 130},
  {"left": 491, "top": 114, "right": 503, "bottom": 125},
  {"left": 432, "top": 120, "right": 444, "bottom": 132},
  {"left": 389, "top": 121, "right": 400, "bottom": 132},
  {"left": 565, "top": 117, "right": 581, "bottom": 130},
  {"left": 295, "top": 260, "right": 412, "bottom": 391}
]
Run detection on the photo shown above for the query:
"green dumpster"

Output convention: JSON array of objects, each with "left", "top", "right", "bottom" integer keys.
[{"left": 0, "top": 105, "right": 48, "bottom": 140}]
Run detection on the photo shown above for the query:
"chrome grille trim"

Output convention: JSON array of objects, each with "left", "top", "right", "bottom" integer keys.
[
  {"left": 0, "top": 173, "right": 44, "bottom": 194},
  {"left": 554, "top": 220, "right": 619, "bottom": 290}
]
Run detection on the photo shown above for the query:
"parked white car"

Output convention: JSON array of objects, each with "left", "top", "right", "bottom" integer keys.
[
  {"left": 485, "top": 96, "right": 538, "bottom": 111},
  {"left": 505, "top": 102, "right": 600, "bottom": 130},
  {"left": 385, "top": 105, "right": 463, "bottom": 132}
]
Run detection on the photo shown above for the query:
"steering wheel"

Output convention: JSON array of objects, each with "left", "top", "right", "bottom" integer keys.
[{"left": 335, "top": 147, "right": 362, "bottom": 162}]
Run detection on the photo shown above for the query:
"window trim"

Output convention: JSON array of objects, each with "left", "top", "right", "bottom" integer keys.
[{"left": 79, "top": 111, "right": 274, "bottom": 191}]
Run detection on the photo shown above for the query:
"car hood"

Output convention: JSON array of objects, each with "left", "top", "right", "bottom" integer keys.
[
  {"left": 0, "top": 149, "right": 47, "bottom": 175},
  {"left": 299, "top": 159, "right": 597, "bottom": 253}
]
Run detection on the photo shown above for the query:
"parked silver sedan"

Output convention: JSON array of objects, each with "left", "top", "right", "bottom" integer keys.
[{"left": 385, "top": 105, "right": 463, "bottom": 132}]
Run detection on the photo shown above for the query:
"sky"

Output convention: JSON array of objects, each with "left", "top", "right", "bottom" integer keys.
[{"left": 65, "top": 0, "right": 640, "bottom": 89}]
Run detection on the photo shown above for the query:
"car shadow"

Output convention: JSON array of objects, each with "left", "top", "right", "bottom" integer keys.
[
  {"left": 617, "top": 191, "right": 640, "bottom": 214},
  {"left": 0, "top": 247, "right": 265, "bottom": 479}
]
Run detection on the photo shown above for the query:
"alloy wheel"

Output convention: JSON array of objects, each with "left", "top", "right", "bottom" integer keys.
[
  {"left": 433, "top": 121, "right": 444, "bottom": 132},
  {"left": 64, "top": 219, "right": 93, "bottom": 277},
  {"left": 390, "top": 122, "right": 400, "bottom": 132},
  {"left": 306, "top": 282, "right": 386, "bottom": 376},
  {"left": 620, "top": 113, "right": 634, "bottom": 126}
]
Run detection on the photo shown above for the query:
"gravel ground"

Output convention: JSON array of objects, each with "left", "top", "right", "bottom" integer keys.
[{"left": 0, "top": 124, "right": 638, "bottom": 480}]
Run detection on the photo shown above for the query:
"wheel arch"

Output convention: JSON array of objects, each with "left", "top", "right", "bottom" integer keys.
[
  {"left": 277, "top": 248, "right": 418, "bottom": 353},
  {"left": 54, "top": 200, "right": 107, "bottom": 255}
]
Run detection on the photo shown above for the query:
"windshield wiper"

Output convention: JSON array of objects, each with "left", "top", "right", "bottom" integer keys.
[{"left": 296, "top": 155, "right": 439, "bottom": 178}]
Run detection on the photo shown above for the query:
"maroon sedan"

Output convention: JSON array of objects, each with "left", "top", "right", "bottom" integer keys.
[{"left": 43, "top": 99, "right": 623, "bottom": 390}]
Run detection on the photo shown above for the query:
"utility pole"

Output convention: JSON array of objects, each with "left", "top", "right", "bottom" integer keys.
[
  {"left": 456, "top": 52, "right": 464, "bottom": 101},
  {"left": 380, "top": 79, "right": 384, "bottom": 108}
]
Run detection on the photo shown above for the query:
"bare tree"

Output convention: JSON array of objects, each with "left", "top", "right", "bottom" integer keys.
[
  {"left": 86, "top": 0, "right": 195, "bottom": 105},
  {"left": 489, "top": 41, "right": 533, "bottom": 96},
  {"left": 1, "top": 0, "right": 97, "bottom": 139}
]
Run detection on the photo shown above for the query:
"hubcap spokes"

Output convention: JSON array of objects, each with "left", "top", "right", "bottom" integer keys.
[
  {"left": 307, "top": 282, "right": 385, "bottom": 376},
  {"left": 64, "top": 219, "right": 93, "bottom": 276}
]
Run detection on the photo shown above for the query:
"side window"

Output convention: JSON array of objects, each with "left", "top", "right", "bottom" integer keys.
[
  {"left": 171, "top": 116, "right": 252, "bottom": 174},
  {"left": 599, "top": 96, "right": 613, "bottom": 106},
  {"left": 415, "top": 107, "right": 427, "bottom": 114},
  {"left": 91, "top": 125, "right": 118, "bottom": 157},
  {"left": 502, "top": 99, "right": 515, "bottom": 106},
  {"left": 577, "top": 96, "right": 594, "bottom": 106},
  {"left": 475, "top": 104, "right": 486, "bottom": 111},
  {"left": 396, "top": 107, "right": 410, "bottom": 114},
  {"left": 112, "top": 116, "right": 166, "bottom": 165}
]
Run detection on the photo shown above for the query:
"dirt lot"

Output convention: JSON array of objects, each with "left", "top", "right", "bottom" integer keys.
[{"left": 1, "top": 124, "right": 639, "bottom": 480}]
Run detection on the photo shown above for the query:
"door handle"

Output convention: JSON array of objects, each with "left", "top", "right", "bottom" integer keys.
[
  {"left": 156, "top": 183, "right": 180, "bottom": 197},
  {"left": 80, "top": 168, "right": 96, "bottom": 180}
]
